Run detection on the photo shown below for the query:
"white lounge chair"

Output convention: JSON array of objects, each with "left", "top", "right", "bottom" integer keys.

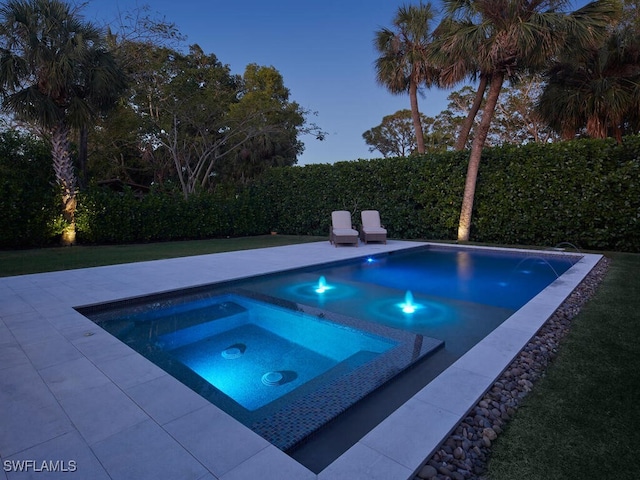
[
  {"left": 360, "top": 210, "right": 387, "bottom": 244},
  {"left": 330, "top": 210, "right": 359, "bottom": 247}
]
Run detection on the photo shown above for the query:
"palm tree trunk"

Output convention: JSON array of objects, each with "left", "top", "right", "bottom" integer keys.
[
  {"left": 455, "top": 74, "right": 489, "bottom": 151},
  {"left": 51, "top": 123, "right": 78, "bottom": 246},
  {"left": 457, "top": 73, "right": 504, "bottom": 242},
  {"left": 409, "top": 80, "right": 426, "bottom": 154},
  {"left": 587, "top": 116, "right": 606, "bottom": 139},
  {"left": 77, "top": 126, "right": 88, "bottom": 189}
]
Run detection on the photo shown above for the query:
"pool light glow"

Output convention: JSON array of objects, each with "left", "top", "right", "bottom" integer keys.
[
  {"left": 315, "top": 276, "right": 333, "bottom": 294},
  {"left": 399, "top": 290, "right": 419, "bottom": 314}
]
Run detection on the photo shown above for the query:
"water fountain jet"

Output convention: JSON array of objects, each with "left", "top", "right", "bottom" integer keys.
[
  {"left": 315, "top": 276, "right": 330, "bottom": 294},
  {"left": 400, "top": 290, "right": 417, "bottom": 314}
]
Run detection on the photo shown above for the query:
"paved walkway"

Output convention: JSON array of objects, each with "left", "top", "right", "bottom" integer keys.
[{"left": 0, "top": 241, "right": 601, "bottom": 479}]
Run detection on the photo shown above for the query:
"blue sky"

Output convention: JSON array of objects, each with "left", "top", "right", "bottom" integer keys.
[
  {"left": 80, "top": 0, "right": 586, "bottom": 165},
  {"left": 78, "top": 0, "right": 454, "bottom": 165}
]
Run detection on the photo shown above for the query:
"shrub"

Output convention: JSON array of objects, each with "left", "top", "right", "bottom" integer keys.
[
  {"left": 5, "top": 133, "right": 639, "bottom": 252},
  {"left": 0, "top": 131, "right": 59, "bottom": 248}
]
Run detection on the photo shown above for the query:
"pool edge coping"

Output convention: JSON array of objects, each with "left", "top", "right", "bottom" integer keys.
[
  {"left": 0, "top": 241, "right": 601, "bottom": 480},
  {"left": 319, "top": 246, "right": 602, "bottom": 479}
]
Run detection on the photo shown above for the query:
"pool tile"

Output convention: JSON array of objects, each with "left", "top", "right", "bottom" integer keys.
[
  {"left": 67, "top": 328, "right": 136, "bottom": 364},
  {"left": 19, "top": 333, "right": 84, "bottom": 370},
  {"left": 4, "top": 431, "right": 109, "bottom": 480},
  {"left": 452, "top": 326, "right": 533, "bottom": 379},
  {"left": 359, "top": 397, "right": 460, "bottom": 470},
  {"left": 195, "top": 474, "right": 217, "bottom": 480},
  {"left": 92, "top": 419, "right": 208, "bottom": 480},
  {"left": 98, "top": 352, "right": 166, "bottom": 389},
  {"left": 0, "top": 342, "right": 30, "bottom": 371},
  {"left": 500, "top": 306, "right": 553, "bottom": 335},
  {"left": 0, "top": 319, "right": 11, "bottom": 341},
  {"left": 164, "top": 404, "right": 270, "bottom": 477},
  {"left": 0, "top": 364, "right": 74, "bottom": 457},
  {"left": 413, "top": 366, "right": 493, "bottom": 416},
  {"left": 0, "top": 295, "right": 34, "bottom": 316},
  {"left": 221, "top": 445, "right": 315, "bottom": 480},
  {"left": 318, "top": 442, "right": 412, "bottom": 480},
  {"left": 40, "top": 357, "right": 112, "bottom": 399},
  {"left": 5, "top": 315, "right": 57, "bottom": 346},
  {"left": 55, "top": 382, "right": 149, "bottom": 445},
  {"left": 125, "top": 374, "right": 210, "bottom": 425},
  {"left": 46, "top": 309, "right": 96, "bottom": 331}
]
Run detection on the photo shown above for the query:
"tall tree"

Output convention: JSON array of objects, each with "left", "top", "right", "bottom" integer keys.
[
  {"left": 374, "top": 2, "right": 439, "bottom": 154},
  {"left": 433, "top": 85, "right": 480, "bottom": 150},
  {"left": 147, "top": 44, "right": 241, "bottom": 198},
  {"left": 491, "top": 75, "right": 560, "bottom": 145},
  {"left": 84, "top": 4, "right": 185, "bottom": 187},
  {"left": 431, "top": 17, "right": 491, "bottom": 151},
  {"left": 537, "top": 25, "right": 640, "bottom": 141},
  {"left": 436, "top": 0, "right": 618, "bottom": 242},
  {"left": 363, "top": 109, "right": 449, "bottom": 157},
  {"left": 0, "top": 0, "right": 124, "bottom": 245},
  {"left": 135, "top": 45, "right": 323, "bottom": 198},
  {"left": 363, "top": 109, "right": 427, "bottom": 157},
  {"left": 222, "top": 64, "right": 308, "bottom": 185}
]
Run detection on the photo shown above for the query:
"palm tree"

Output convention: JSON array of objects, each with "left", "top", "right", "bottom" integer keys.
[
  {"left": 430, "top": 16, "right": 492, "bottom": 151},
  {"left": 374, "top": 2, "right": 440, "bottom": 154},
  {"left": 436, "top": 0, "right": 619, "bottom": 242},
  {"left": 0, "top": 0, "right": 124, "bottom": 245},
  {"left": 537, "top": 26, "right": 640, "bottom": 142}
]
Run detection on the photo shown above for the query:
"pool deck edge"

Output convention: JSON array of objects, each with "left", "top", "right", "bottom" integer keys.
[{"left": 0, "top": 241, "right": 601, "bottom": 480}]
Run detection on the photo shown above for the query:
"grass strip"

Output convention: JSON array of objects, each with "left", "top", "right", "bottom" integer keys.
[
  {"left": 487, "top": 252, "right": 640, "bottom": 480},
  {"left": 0, "top": 235, "right": 326, "bottom": 277}
]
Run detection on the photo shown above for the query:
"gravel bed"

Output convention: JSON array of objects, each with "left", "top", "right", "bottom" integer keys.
[{"left": 413, "top": 256, "right": 611, "bottom": 480}]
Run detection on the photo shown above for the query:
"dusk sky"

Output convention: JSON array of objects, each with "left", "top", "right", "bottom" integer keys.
[{"left": 80, "top": 0, "right": 586, "bottom": 165}]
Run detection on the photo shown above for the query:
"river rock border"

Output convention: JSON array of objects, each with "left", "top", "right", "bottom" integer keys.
[{"left": 413, "top": 256, "right": 611, "bottom": 480}]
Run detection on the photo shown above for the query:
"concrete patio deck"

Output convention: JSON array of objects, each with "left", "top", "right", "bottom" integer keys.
[{"left": 0, "top": 241, "right": 601, "bottom": 479}]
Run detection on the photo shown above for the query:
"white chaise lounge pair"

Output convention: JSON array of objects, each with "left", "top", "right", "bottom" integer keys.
[{"left": 329, "top": 210, "right": 387, "bottom": 247}]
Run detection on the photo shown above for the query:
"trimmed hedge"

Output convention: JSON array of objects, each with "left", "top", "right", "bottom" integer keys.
[
  {"left": 254, "top": 154, "right": 468, "bottom": 239},
  {"left": 473, "top": 138, "right": 640, "bottom": 251},
  {"left": 0, "top": 132, "right": 60, "bottom": 248},
  {"left": 255, "top": 136, "right": 640, "bottom": 252},
  {"left": 2, "top": 133, "right": 639, "bottom": 251},
  {"left": 75, "top": 186, "right": 271, "bottom": 244}
]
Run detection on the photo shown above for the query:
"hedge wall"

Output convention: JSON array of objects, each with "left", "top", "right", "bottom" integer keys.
[
  {"left": 2, "top": 134, "right": 638, "bottom": 251},
  {"left": 255, "top": 136, "right": 640, "bottom": 252},
  {"left": 473, "top": 138, "right": 640, "bottom": 250},
  {"left": 0, "top": 132, "right": 60, "bottom": 248},
  {"left": 75, "top": 186, "right": 270, "bottom": 244}
]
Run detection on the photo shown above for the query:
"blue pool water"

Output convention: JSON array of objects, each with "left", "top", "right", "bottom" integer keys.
[
  {"left": 78, "top": 244, "right": 579, "bottom": 451},
  {"left": 239, "top": 246, "right": 579, "bottom": 355},
  {"left": 153, "top": 294, "right": 396, "bottom": 411},
  {"left": 81, "top": 289, "right": 442, "bottom": 449}
]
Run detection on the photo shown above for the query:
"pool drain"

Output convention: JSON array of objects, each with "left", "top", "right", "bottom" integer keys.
[
  {"left": 221, "top": 343, "right": 246, "bottom": 359},
  {"left": 261, "top": 371, "right": 284, "bottom": 386}
]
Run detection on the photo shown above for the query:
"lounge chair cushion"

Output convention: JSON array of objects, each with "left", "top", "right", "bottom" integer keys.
[
  {"left": 330, "top": 211, "right": 359, "bottom": 246},
  {"left": 333, "top": 228, "right": 359, "bottom": 236},
  {"left": 331, "top": 211, "right": 355, "bottom": 230},
  {"left": 360, "top": 210, "right": 387, "bottom": 243},
  {"left": 362, "top": 226, "right": 387, "bottom": 234}
]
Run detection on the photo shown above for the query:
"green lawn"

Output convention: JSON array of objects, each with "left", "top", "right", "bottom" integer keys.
[
  {"left": 0, "top": 235, "right": 326, "bottom": 277},
  {"left": 487, "top": 252, "right": 640, "bottom": 480}
]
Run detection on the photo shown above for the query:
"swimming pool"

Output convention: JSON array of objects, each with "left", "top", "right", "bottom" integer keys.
[
  {"left": 77, "top": 244, "right": 580, "bottom": 461},
  {"left": 80, "top": 289, "right": 443, "bottom": 450},
  {"left": 235, "top": 245, "right": 578, "bottom": 356}
]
